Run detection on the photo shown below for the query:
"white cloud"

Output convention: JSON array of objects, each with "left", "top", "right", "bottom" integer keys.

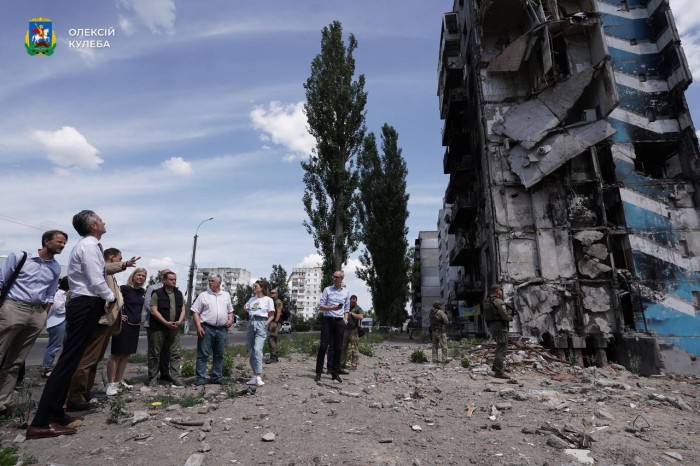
[
  {"left": 119, "top": 0, "right": 176, "bottom": 34},
  {"left": 671, "top": 0, "right": 700, "bottom": 81},
  {"left": 250, "top": 101, "right": 315, "bottom": 161},
  {"left": 161, "top": 156, "right": 193, "bottom": 176},
  {"left": 297, "top": 253, "right": 322, "bottom": 268},
  {"left": 29, "top": 126, "right": 103, "bottom": 169}
]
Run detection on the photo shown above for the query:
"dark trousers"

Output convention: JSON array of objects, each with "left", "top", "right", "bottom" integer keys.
[
  {"left": 315, "top": 316, "right": 345, "bottom": 376},
  {"left": 31, "top": 296, "right": 105, "bottom": 427}
]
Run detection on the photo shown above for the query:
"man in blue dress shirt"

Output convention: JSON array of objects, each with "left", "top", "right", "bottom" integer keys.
[{"left": 0, "top": 230, "right": 67, "bottom": 416}]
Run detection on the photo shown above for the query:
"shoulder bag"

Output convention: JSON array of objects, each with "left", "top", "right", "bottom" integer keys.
[{"left": 0, "top": 251, "right": 28, "bottom": 308}]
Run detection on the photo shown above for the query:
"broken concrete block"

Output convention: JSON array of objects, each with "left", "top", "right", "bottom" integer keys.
[
  {"left": 584, "top": 243, "right": 608, "bottom": 260},
  {"left": 574, "top": 231, "right": 605, "bottom": 246}
]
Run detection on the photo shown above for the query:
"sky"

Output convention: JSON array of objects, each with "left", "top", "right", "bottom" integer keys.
[{"left": 1, "top": 1, "right": 699, "bottom": 312}]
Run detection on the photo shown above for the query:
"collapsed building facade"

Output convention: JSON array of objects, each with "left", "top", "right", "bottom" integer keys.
[{"left": 436, "top": 0, "right": 700, "bottom": 373}]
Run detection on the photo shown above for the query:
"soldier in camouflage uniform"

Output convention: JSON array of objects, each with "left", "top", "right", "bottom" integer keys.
[
  {"left": 483, "top": 283, "right": 513, "bottom": 379},
  {"left": 341, "top": 295, "right": 364, "bottom": 370},
  {"left": 429, "top": 301, "right": 449, "bottom": 363}
]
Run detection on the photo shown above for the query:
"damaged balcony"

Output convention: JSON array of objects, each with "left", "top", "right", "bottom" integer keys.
[
  {"left": 441, "top": 103, "right": 468, "bottom": 146},
  {"left": 449, "top": 230, "right": 478, "bottom": 267},
  {"left": 444, "top": 161, "right": 476, "bottom": 204},
  {"left": 438, "top": 12, "right": 460, "bottom": 69},
  {"left": 443, "top": 146, "right": 475, "bottom": 175},
  {"left": 447, "top": 192, "right": 478, "bottom": 234},
  {"left": 439, "top": 56, "right": 465, "bottom": 119},
  {"left": 454, "top": 276, "right": 483, "bottom": 301}
]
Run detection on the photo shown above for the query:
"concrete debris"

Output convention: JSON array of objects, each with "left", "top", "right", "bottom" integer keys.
[
  {"left": 198, "top": 442, "right": 211, "bottom": 452},
  {"left": 184, "top": 454, "right": 206, "bottom": 466},
  {"left": 508, "top": 120, "right": 617, "bottom": 188},
  {"left": 411, "top": 425, "right": 422, "bottom": 432},
  {"left": 493, "top": 68, "right": 595, "bottom": 149},
  {"left": 564, "top": 449, "right": 594, "bottom": 464},
  {"left": 578, "top": 255, "right": 612, "bottom": 278},
  {"left": 584, "top": 243, "right": 608, "bottom": 261},
  {"left": 131, "top": 411, "right": 150, "bottom": 426},
  {"left": 574, "top": 231, "right": 605, "bottom": 246},
  {"left": 261, "top": 432, "right": 275, "bottom": 442},
  {"left": 581, "top": 286, "right": 611, "bottom": 313},
  {"left": 663, "top": 451, "right": 683, "bottom": 461},
  {"left": 594, "top": 408, "right": 616, "bottom": 422},
  {"left": 546, "top": 434, "right": 571, "bottom": 449}
]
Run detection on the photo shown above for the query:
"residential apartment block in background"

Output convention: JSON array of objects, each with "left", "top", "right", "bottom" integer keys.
[
  {"left": 288, "top": 267, "right": 323, "bottom": 320},
  {"left": 412, "top": 231, "right": 441, "bottom": 329},
  {"left": 194, "top": 267, "right": 251, "bottom": 299},
  {"left": 433, "top": 0, "right": 700, "bottom": 374}
]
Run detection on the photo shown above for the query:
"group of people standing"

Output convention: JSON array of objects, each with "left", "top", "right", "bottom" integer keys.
[{"left": 0, "top": 208, "right": 378, "bottom": 440}]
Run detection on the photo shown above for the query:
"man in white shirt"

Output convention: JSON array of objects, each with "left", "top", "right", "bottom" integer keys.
[
  {"left": 191, "top": 274, "right": 233, "bottom": 385},
  {"left": 28, "top": 210, "right": 115, "bottom": 440}
]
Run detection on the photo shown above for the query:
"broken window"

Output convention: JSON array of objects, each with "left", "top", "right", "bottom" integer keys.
[
  {"left": 610, "top": 234, "right": 633, "bottom": 271},
  {"left": 632, "top": 141, "right": 684, "bottom": 180}
]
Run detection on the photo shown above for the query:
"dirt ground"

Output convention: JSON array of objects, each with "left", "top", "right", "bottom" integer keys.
[{"left": 2, "top": 335, "right": 699, "bottom": 466}]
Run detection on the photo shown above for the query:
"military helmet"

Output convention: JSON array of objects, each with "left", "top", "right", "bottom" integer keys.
[
  {"left": 490, "top": 283, "right": 503, "bottom": 292},
  {"left": 432, "top": 301, "right": 441, "bottom": 310}
]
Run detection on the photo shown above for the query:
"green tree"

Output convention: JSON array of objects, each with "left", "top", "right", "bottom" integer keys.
[
  {"left": 267, "top": 264, "right": 297, "bottom": 313},
  {"left": 233, "top": 283, "right": 253, "bottom": 319},
  {"left": 356, "top": 124, "right": 411, "bottom": 326},
  {"left": 302, "top": 20, "right": 367, "bottom": 288}
]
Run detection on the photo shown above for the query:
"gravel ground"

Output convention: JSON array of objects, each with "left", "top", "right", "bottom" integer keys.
[{"left": 2, "top": 336, "right": 699, "bottom": 466}]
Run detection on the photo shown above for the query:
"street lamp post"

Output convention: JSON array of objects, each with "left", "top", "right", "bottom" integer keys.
[{"left": 185, "top": 217, "right": 214, "bottom": 333}]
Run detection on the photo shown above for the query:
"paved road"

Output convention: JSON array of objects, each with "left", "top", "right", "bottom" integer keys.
[{"left": 25, "top": 331, "right": 250, "bottom": 366}]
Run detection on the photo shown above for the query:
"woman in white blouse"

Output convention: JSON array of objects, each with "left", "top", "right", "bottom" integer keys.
[{"left": 244, "top": 280, "right": 275, "bottom": 386}]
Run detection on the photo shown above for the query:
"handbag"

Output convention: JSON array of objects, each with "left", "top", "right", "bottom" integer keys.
[{"left": 0, "top": 251, "right": 28, "bottom": 308}]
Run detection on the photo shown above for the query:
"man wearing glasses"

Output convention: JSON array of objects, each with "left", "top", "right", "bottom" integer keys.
[{"left": 315, "top": 270, "right": 349, "bottom": 383}]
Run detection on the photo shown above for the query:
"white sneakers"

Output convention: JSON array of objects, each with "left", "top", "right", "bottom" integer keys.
[
  {"left": 105, "top": 382, "right": 119, "bottom": 396},
  {"left": 246, "top": 376, "right": 265, "bottom": 386},
  {"left": 105, "top": 381, "right": 133, "bottom": 396}
]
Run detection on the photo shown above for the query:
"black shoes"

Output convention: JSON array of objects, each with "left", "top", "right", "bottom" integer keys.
[
  {"left": 65, "top": 401, "right": 92, "bottom": 412},
  {"left": 338, "top": 369, "right": 350, "bottom": 375},
  {"left": 314, "top": 374, "right": 322, "bottom": 382},
  {"left": 332, "top": 374, "right": 342, "bottom": 383}
]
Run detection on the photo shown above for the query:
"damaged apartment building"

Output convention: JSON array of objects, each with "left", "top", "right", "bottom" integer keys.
[{"left": 434, "top": 0, "right": 700, "bottom": 374}]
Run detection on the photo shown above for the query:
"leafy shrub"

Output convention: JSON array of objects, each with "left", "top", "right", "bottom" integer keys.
[
  {"left": 358, "top": 345, "right": 374, "bottom": 357},
  {"left": 461, "top": 357, "right": 471, "bottom": 368},
  {"left": 180, "top": 360, "right": 195, "bottom": 378},
  {"left": 410, "top": 350, "right": 427, "bottom": 363}
]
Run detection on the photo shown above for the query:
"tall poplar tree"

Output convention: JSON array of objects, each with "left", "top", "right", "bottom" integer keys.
[
  {"left": 357, "top": 124, "right": 411, "bottom": 326},
  {"left": 302, "top": 21, "right": 367, "bottom": 287}
]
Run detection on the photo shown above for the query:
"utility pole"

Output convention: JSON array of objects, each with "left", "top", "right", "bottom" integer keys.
[{"left": 185, "top": 217, "right": 213, "bottom": 333}]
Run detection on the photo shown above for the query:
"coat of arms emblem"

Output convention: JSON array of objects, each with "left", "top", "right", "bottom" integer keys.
[{"left": 25, "top": 17, "right": 57, "bottom": 56}]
